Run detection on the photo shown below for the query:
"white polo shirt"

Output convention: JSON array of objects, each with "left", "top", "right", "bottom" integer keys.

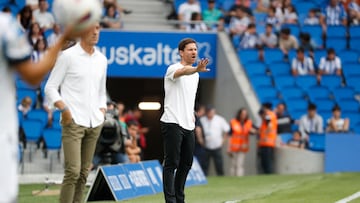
[
  {"left": 45, "top": 43, "right": 107, "bottom": 128},
  {"left": 200, "top": 115, "right": 230, "bottom": 150},
  {"left": 0, "top": 13, "right": 32, "bottom": 202},
  {"left": 319, "top": 56, "right": 342, "bottom": 74},
  {"left": 160, "top": 62, "right": 199, "bottom": 130}
]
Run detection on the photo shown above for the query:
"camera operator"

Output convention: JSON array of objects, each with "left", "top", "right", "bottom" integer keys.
[{"left": 92, "top": 102, "right": 130, "bottom": 169}]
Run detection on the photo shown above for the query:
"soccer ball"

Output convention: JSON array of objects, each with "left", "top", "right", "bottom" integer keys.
[{"left": 52, "top": 0, "right": 103, "bottom": 32}]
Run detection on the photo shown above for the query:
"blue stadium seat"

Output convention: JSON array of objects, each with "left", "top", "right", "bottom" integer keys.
[
  {"left": 301, "top": 25, "right": 323, "bottom": 47},
  {"left": 343, "top": 112, "right": 360, "bottom": 130},
  {"left": 326, "top": 25, "right": 347, "bottom": 38},
  {"left": 15, "top": 79, "right": 38, "bottom": 90},
  {"left": 16, "top": 88, "right": 38, "bottom": 108},
  {"left": 251, "top": 75, "right": 273, "bottom": 89},
  {"left": 332, "top": 87, "right": 356, "bottom": 102},
  {"left": 273, "top": 75, "right": 296, "bottom": 91},
  {"left": 286, "top": 99, "right": 308, "bottom": 112},
  {"left": 313, "top": 49, "right": 327, "bottom": 65},
  {"left": 349, "top": 26, "right": 360, "bottom": 38},
  {"left": 320, "top": 75, "right": 343, "bottom": 90},
  {"left": 337, "top": 50, "right": 360, "bottom": 64},
  {"left": 288, "top": 110, "right": 304, "bottom": 120},
  {"left": 326, "top": 37, "right": 347, "bottom": 51},
  {"left": 295, "top": 75, "right": 318, "bottom": 90},
  {"left": 26, "top": 109, "right": 49, "bottom": 128},
  {"left": 318, "top": 110, "right": 332, "bottom": 126},
  {"left": 254, "top": 12, "right": 267, "bottom": 24},
  {"left": 257, "top": 86, "right": 279, "bottom": 103},
  {"left": 349, "top": 38, "right": 360, "bottom": 51},
  {"left": 307, "top": 86, "right": 331, "bottom": 101},
  {"left": 279, "top": 133, "right": 293, "bottom": 144},
  {"left": 353, "top": 125, "right": 360, "bottom": 134},
  {"left": 282, "top": 24, "right": 300, "bottom": 37},
  {"left": 239, "top": 49, "right": 260, "bottom": 64},
  {"left": 296, "top": 1, "right": 318, "bottom": 14},
  {"left": 264, "top": 49, "right": 284, "bottom": 65},
  {"left": 337, "top": 100, "right": 359, "bottom": 113},
  {"left": 308, "top": 133, "right": 325, "bottom": 152},
  {"left": 281, "top": 86, "right": 305, "bottom": 100},
  {"left": 342, "top": 63, "right": 360, "bottom": 79},
  {"left": 42, "top": 128, "right": 62, "bottom": 172},
  {"left": 345, "top": 76, "right": 360, "bottom": 93},
  {"left": 268, "top": 61, "right": 291, "bottom": 76},
  {"left": 315, "top": 99, "right": 336, "bottom": 112},
  {"left": 243, "top": 61, "right": 267, "bottom": 76}
]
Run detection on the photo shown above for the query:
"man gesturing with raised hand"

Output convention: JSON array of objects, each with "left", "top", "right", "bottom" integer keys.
[{"left": 160, "top": 38, "right": 209, "bottom": 203}]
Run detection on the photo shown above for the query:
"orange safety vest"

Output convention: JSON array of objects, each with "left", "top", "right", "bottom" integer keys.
[
  {"left": 258, "top": 111, "right": 278, "bottom": 148},
  {"left": 229, "top": 119, "right": 252, "bottom": 152}
]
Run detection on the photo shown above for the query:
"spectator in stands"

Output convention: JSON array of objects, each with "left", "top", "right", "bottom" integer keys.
[
  {"left": 177, "top": 0, "right": 202, "bottom": 30},
  {"left": 18, "top": 96, "right": 33, "bottom": 116},
  {"left": 103, "top": 0, "right": 132, "bottom": 15},
  {"left": 229, "top": 6, "right": 251, "bottom": 38},
  {"left": 318, "top": 48, "right": 342, "bottom": 76},
  {"left": 17, "top": 5, "right": 34, "bottom": 31},
  {"left": 279, "top": 27, "right": 299, "bottom": 60},
  {"left": 101, "top": 3, "right": 122, "bottom": 29},
  {"left": 238, "top": 23, "right": 260, "bottom": 49},
  {"left": 320, "top": 0, "right": 347, "bottom": 27},
  {"left": 200, "top": 105, "right": 230, "bottom": 176},
  {"left": 283, "top": 4, "right": 298, "bottom": 24},
  {"left": 256, "top": 0, "right": 271, "bottom": 12},
  {"left": 228, "top": 108, "right": 256, "bottom": 176},
  {"left": 186, "top": 12, "right": 208, "bottom": 32},
  {"left": 287, "top": 131, "right": 306, "bottom": 149},
  {"left": 125, "top": 107, "right": 149, "bottom": 159},
  {"left": 304, "top": 9, "right": 320, "bottom": 25},
  {"left": 291, "top": 48, "right": 315, "bottom": 76},
  {"left": 202, "top": 0, "right": 224, "bottom": 31},
  {"left": 259, "top": 23, "right": 278, "bottom": 48},
  {"left": 125, "top": 120, "right": 142, "bottom": 163},
  {"left": 33, "top": 0, "right": 55, "bottom": 31},
  {"left": 299, "top": 103, "right": 324, "bottom": 138},
  {"left": 326, "top": 105, "right": 350, "bottom": 133},
  {"left": 347, "top": 0, "right": 360, "bottom": 25},
  {"left": 224, "top": 0, "right": 254, "bottom": 24},
  {"left": 47, "top": 24, "right": 61, "bottom": 47},
  {"left": 27, "top": 22, "right": 45, "bottom": 46},
  {"left": 299, "top": 32, "right": 319, "bottom": 51},
  {"left": 26, "top": 0, "right": 39, "bottom": 10},
  {"left": 31, "top": 37, "right": 48, "bottom": 62},
  {"left": 275, "top": 103, "right": 293, "bottom": 134},
  {"left": 265, "top": 6, "right": 281, "bottom": 31}
]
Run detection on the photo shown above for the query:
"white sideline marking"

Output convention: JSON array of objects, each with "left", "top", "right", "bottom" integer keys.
[{"left": 335, "top": 191, "right": 360, "bottom": 203}]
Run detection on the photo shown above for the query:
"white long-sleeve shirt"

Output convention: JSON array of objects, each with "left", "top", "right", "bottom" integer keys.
[{"left": 45, "top": 43, "right": 107, "bottom": 128}]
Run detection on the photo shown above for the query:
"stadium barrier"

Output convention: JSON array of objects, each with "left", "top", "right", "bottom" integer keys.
[{"left": 86, "top": 157, "right": 207, "bottom": 202}]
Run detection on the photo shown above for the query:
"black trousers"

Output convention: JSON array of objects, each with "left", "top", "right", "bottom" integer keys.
[
  {"left": 161, "top": 122, "right": 195, "bottom": 203},
  {"left": 259, "top": 146, "right": 274, "bottom": 174},
  {"left": 203, "top": 147, "right": 224, "bottom": 176}
]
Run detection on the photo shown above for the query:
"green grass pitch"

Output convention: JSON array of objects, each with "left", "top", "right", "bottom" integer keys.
[{"left": 19, "top": 173, "right": 360, "bottom": 203}]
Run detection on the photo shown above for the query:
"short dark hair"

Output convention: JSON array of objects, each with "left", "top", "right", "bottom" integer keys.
[
  {"left": 332, "top": 105, "right": 341, "bottom": 112},
  {"left": 281, "top": 28, "right": 291, "bottom": 35},
  {"left": 327, "top": 48, "right": 336, "bottom": 55},
  {"left": 178, "top": 38, "right": 196, "bottom": 52},
  {"left": 308, "top": 103, "right": 317, "bottom": 110},
  {"left": 297, "top": 47, "right": 305, "bottom": 53},
  {"left": 262, "top": 102, "right": 273, "bottom": 110},
  {"left": 265, "top": 23, "right": 273, "bottom": 28},
  {"left": 247, "top": 23, "right": 256, "bottom": 29},
  {"left": 126, "top": 119, "right": 139, "bottom": 127}
]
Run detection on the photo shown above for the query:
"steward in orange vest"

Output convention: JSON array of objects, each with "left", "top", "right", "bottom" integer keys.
[{"left": 229, "top": 119, "right": 253, "bottom": 152}]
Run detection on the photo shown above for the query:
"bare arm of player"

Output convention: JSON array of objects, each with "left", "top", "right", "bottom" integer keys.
[
  {"left": 15, "top": 25, "right": 80, "bottom": 85},
  {"left": 174, "top": 58, "right": 210, "bottom": 78}
]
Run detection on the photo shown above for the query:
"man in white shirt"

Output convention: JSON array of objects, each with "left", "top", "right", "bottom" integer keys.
[
  {"left": 0, "top": 12, "right": 78, "bottom": 203},
  {"left": 200, "top": 106, "right": 230, "bottom": 176},
  {"left": 160, "top": 38, "right": 209, "bottom": 203},
  {"left": 45, "top": 23, "right": 108, "bottom": 203},
  {"left": 291, "top": 48, "right": 315, "bottom": 76},
  {"left": 318, "top": 48, "right": 342, "bottom": 76},
  {"left": 298, "top": 103, "right": 324, "bottom": 138},
  {"left": 177, "top": 0, "right": 201, "bottom": 29},
  {"left": 33, "top": 0, "right": 55, "bottom": 30}
]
